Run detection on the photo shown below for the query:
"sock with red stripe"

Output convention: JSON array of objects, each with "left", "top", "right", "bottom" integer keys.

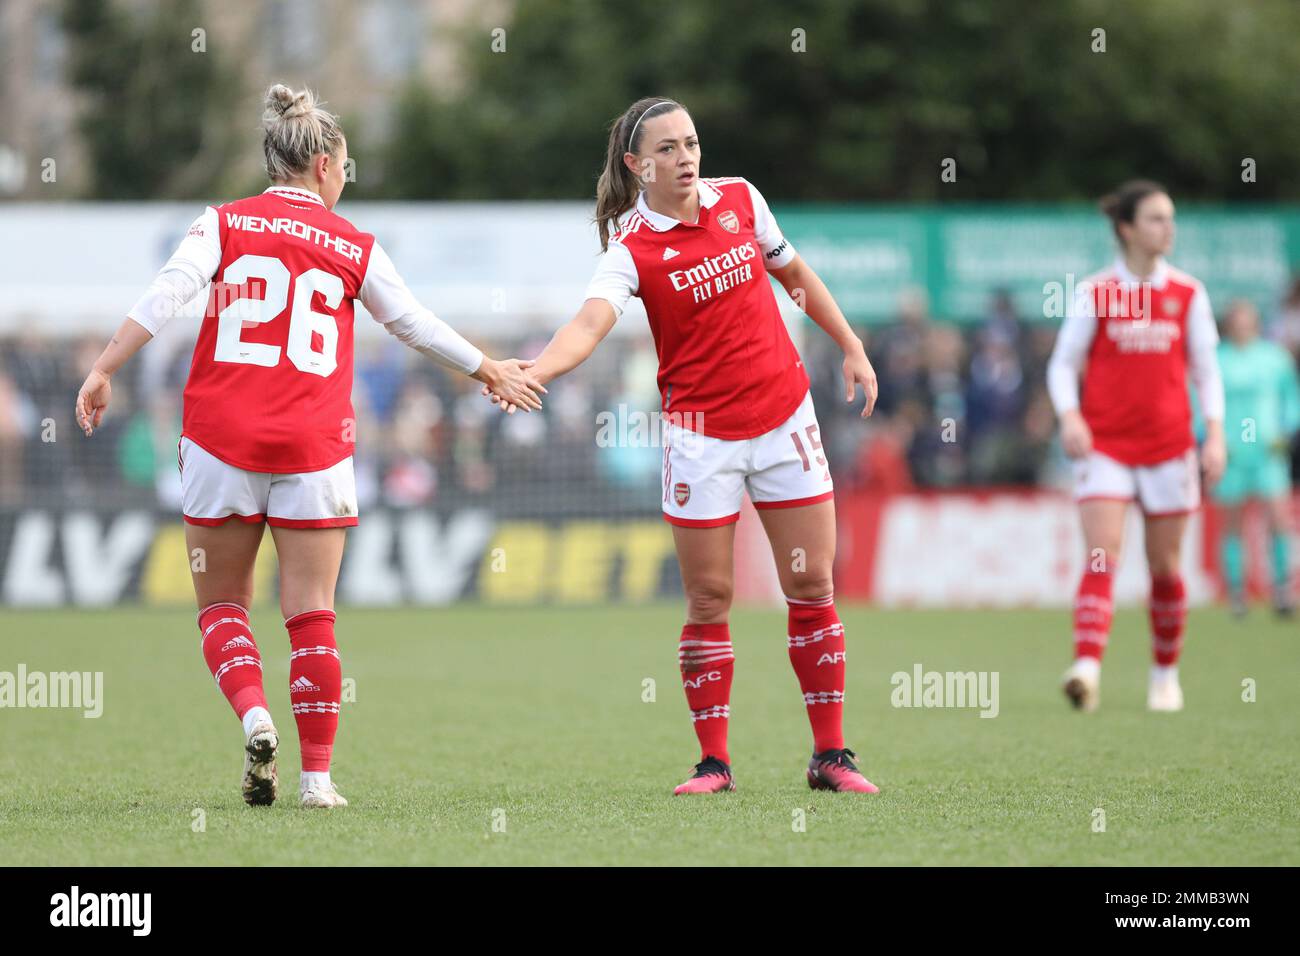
[
  {"left": 286, "top": 609, "right": 342, "bottom": 773},
  {"left": 786, "top": 596, "right": 845, "bottom": 753},
  {"left": 1073, "top": 567, "right": 1114, "bottom": 662},
  {"left": 198, "top": 602, "right": 268, "bottom": 729},
  {"left": 678, "top": 622, "right": 734, "bottom": 765},
  {"left": 1150, "top": 574, "right": 1186, "bottom": 666}
]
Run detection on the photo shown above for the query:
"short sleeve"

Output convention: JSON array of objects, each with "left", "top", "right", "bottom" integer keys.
[
  {"left": 744, "top": 180, "right": 796, "bottom": 271},
  {"left": 582, "top": 241, "right": 638, "bottom": 317},
  {"left": 359, "top": 241, "right": 422, "bottom": 324}
]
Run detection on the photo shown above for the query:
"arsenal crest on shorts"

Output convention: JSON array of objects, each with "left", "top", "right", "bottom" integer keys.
[
  {"left": 716, "top": 210, "right": 739, "bottom": 233},
  {"left": 674, "top": 482, "right": 691, "bottom": 506}
]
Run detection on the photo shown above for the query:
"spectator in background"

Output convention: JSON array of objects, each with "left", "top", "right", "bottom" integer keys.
[
  {"left": 1216, "top": 299, "right": 1300, "bottom": 616},
  {"left": 872, "top": 287, "right": 931, "bottom": 417},
  {"left": 908, "top": 323, "right": 967, "bottom": 486},
  {"left": 982, "top": 288, "right": 1022, "bottom": 351},
  {"left": 0, "top": 368, "right": 32, "bottom": 506},
  {"left": 383, "top": 379, "right": 441, "bottom": 507},
  {"left": 966, "top": 325, "right": 1027, "bottom": 484}
]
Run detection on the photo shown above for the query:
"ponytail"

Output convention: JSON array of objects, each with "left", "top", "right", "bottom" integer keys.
[
  {"left": 1099, "top": 179, "right": 1167, "bottom": 247},
  {"left": 593, "top": 97, "right": 685, "bottom": 251}
]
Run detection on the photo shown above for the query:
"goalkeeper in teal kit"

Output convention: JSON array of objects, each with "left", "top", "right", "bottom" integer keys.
[{"left": 1216, "top": 301, "right": 1300, "bottom": 615}]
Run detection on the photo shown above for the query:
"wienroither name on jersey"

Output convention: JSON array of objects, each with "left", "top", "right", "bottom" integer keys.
[
  {"left": 182, "top": 189, "right": 376, "bottom": 474},
  {"left": 610, "top": 177, "right": 809, "bottom": 441},
  {"left": 220, "top": 211, "right": 365, "bottom": 264}
]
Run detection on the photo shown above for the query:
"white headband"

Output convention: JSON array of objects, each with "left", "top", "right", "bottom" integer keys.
[{"left": 628, "top": 101, "right": 677, "bottom": 150}]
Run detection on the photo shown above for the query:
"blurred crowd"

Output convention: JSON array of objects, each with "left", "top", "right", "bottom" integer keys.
[{"left": 5, "top": 282, "right": 1300, "bottom": 514}]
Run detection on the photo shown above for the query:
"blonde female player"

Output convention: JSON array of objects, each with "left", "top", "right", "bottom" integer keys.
[
  {"left": 1047, "top": 180, "right": 1225, "bottom": 713},
  {"left": 75, "top": 85, "right": 544, "bottom": 809},
  {"left": 484, "top": 97, "right": 880, "bottom": 795}
]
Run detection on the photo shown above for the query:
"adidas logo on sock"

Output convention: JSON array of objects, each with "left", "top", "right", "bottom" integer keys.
[
  {"left": 290, "top": 675, "right": 321, "bottom": 694},
  {"left": 220, "top": 635, "right": 256, "bottom": 652},
  {"left": 662, "top": 247, "right": 680, "bottom": 260}
]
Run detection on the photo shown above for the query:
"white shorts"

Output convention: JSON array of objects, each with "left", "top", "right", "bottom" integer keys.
[
  {"left": 661, "top": 391, "right": 834, "bottom": 527},
  {"left": 178, "top": 436, "right": 359, "bottom": 529},
  {"left": 1072, "top": 448, "right": 1200, "bottom": 515}
]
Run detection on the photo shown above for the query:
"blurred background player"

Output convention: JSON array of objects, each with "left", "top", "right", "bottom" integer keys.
[
  {"left": 484, "top": 98, "right": 881, "bottom": 794},
  {"left": 1215, "top": 299, "right": 1300, "bottom": 617},
  {"left": 74, "top": 84, "right": 543, "bottom": 809},
  {"left": 1047, "top": 180, "right": 1226, "bottom": 713}
]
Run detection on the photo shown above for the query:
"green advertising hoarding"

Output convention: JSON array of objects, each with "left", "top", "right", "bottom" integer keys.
[{"left": 775, "top": 205, "right": 1300, "bottom": 325}]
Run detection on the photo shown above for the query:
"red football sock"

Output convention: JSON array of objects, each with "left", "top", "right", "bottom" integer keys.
[
  {"left": 787, "top": 595, "right": 845, "bottom": 754},
  {"left": 678, "top": 622, "right": 734, "bottom": 765},
  {"left": 1073, "top": 568, "right": 1114, "bottom": 661},
  {"left": 1150, "top": 574, "right": 1186, "bottom": 666},
  {"left": 286, "top": 609, "right": 342, "bottom": 773},
  {"left": 198, "top": 602, "right": 267, "bottom": 719}
]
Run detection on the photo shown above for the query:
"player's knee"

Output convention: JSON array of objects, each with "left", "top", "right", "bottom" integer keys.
[
  {"left": 685, "top": 579, "right": 732, "bottom": 622},
  {"left": 783, "top": 574, "right": 834, "bottom": 604},
  {"left": 198, "top": 587, "right": 254, "bottom": 614}
]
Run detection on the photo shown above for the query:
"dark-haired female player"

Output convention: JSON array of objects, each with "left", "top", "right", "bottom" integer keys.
[
  {"left": 486, "top": 98, "right": 880, "bottom": 794},
  {"left": 1048, "top": 180, "right": 1225, "bottom": 713}
]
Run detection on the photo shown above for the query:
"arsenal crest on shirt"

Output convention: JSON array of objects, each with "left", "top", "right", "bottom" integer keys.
[
  {"left": 716, "top": 210, "right": 739, "bottom": 233},
  {"left": 674, "top": 482, "right": 691, "bottom": 505}
]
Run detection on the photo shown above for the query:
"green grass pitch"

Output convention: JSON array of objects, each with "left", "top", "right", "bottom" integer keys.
[{"left": 1, "top": 604, "right": 1296, "bottom": 866}]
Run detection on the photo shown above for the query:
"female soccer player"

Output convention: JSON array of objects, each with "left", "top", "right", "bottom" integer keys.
[
  {"left": 1047, "top": 180, "right": 1226, "bottom": 713},
  {"left": 75, "top": 85, "right": 544, "bottom": 808},
  {"left": 485, "top": 97, "right": 881, "bottom": 794},
  {"left": 1215, "top": 300, "right": 1300, "bottom": 617}
]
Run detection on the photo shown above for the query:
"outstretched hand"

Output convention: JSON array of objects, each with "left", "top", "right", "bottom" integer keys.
[{"left": 475, "top": 357, "right": 547, "bottom": 414}]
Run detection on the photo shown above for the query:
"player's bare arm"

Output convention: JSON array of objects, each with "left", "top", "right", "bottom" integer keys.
[
  {"left": 75, "top": 316, "right": 154, "bottom": 437},
  {"left": 1201, "top": 418, "right": 1226, "bottom": 484},
  {"left": 770, "top": 254, "right": 878, "bottom": 417}
]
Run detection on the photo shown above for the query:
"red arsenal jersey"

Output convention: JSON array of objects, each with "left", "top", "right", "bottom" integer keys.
[
  {"left": 181, "top": 187, "right": 376, "bottom": 473},
  {"left": 585, "top": 177, "right": 808, "bottom": 440},
  {"left": 1080, "top": 263, "right": 1203, "bottom": 465}
]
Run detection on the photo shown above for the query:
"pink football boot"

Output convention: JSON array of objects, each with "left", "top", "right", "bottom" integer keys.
[
  {"left": 806, "top": 748, "right": 879, "bottom": 793},
  {"left": 673, "top": 756, "right": 736, "bottom": 795}
]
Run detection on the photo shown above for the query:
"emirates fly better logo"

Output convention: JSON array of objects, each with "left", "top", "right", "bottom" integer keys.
[{"left": 668, "top": 241, "right": 757, "bottom": 304}]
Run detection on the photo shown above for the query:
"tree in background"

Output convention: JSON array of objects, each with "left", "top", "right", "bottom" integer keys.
[
  {"left": 63, "top": 0, "right": 239, "bottom": 199},
  {"left": 369, "top": 0, "right": 1300, "bottom": 202}
]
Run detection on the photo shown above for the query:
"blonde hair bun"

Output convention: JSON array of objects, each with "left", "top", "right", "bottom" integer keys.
[
  {"left": 265, "top": 83, "right": 314, "bottom": 120},
  {"left": 261, "top": 83, "right": 344, "bottom": 181}
]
